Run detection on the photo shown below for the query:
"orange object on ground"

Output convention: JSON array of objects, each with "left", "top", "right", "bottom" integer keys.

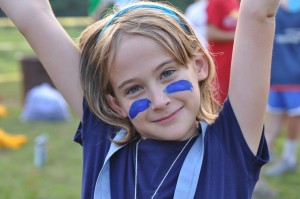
[{"left": 0, "top": 128, "right": 27, "bottom": 149}]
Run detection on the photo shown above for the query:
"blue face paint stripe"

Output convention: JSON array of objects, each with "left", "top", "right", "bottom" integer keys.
[
  {"left": 129, "top": 98, "right": 151, "bottom": 119},
  {"left": 164, "top": 80, "right": 193, "bottom": 94},
  {"left": 128, "top": 80, "right": 192, "bottom": 119}
]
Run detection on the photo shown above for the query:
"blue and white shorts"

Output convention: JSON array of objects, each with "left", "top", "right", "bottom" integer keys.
[{"left": 267, "top": 90, "right": 300, "bottom": 116}]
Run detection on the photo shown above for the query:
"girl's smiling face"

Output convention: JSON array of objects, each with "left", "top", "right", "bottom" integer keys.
[{"left": 107, "top": 33, "right": 208, "bottom": 141}]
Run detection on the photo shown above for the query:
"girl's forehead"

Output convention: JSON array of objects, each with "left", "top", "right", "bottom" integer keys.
[
  {"left": 108, "top": 34, "right": 178, "bottom": 87},
  {"left": 111, "top": 34, "right": 174, "bottom": 69}
]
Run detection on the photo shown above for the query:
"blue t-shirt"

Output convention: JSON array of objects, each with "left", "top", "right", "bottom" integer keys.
[
  {"left": 74, "top": 99, "right": 269, "bottom": 199},
  {"left": 270, "top": 6, "right": 300, "bottom": 85}
]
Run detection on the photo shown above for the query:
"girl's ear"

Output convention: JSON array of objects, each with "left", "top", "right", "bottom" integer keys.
[
  {"left": 193, "top": 50, "right": 209, "bottom": 81},
  {"left": 106, "top": 94, "right": 128, "bottom": 118}
]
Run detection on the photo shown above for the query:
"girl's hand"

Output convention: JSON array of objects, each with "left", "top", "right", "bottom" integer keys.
[{"left": 241, "top": 0, "right": 280, "bottom": 19}]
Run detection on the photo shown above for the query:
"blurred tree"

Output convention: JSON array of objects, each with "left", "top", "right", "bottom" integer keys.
[
  {"left": 0, "top": 0, "right": 194, "bottom": 17},
  {"left": 167, "top": 0, "right": 194, "bottom": 11},
  {"left": 50, "top": 0, "right": 88, "bottom": 16}
]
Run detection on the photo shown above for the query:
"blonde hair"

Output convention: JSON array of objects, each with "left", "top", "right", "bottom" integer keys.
[{"left": 79, "top": 1, "right": 220, "bottom": 145}]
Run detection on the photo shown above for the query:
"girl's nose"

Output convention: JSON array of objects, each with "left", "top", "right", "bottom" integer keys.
[{"left": 149, "top": 87, "right": 170, "bottom": 111}]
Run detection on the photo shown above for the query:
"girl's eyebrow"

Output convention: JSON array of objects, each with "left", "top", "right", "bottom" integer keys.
[
  {"left": 117, "top": 59, "right": 176, "bottom": 91},
  {"left": 152, "top": 59, "right": 176, "bottom": 73}
]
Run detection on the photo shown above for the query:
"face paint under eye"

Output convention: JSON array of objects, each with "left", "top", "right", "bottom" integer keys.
[
  {"left": 164, "top": 80, "right": 193, "bottom": 94},
  {"left": 129, "top": 98, "right": 151, "bottom": 119}
]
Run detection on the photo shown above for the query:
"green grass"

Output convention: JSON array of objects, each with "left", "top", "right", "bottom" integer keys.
[
  {"left": 1, "top": 18, "right": 300, "bottom": 199},
  {"left": 259, "top": 132, "right": 300, "bottom": 199}
]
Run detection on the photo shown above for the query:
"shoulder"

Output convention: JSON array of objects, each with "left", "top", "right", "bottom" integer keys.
[
  {"left": 206, "top": 99, "right": 252, "bottom": 156},
  {"left": 206, "top": 99, "right": 269, "bottom": 164},
  {"left": 74, "top": 98, "right": 116, "bottom": 146}
]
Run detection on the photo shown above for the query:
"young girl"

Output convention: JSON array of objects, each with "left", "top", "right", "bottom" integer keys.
[{"left": 0, "top": 0, "right": 280, "bottom": 198}]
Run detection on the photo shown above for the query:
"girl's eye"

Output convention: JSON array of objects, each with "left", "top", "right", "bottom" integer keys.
[
  {"left": 161, "top": 69, "right": 175, "bottom": 80},
  {"left": 126, "top": 85, "right": 142, "bottom": 95}
]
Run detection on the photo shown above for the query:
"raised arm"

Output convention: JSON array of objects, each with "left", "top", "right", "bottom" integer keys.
[
  {"left": 0, "top": 0, "right": 83, "bottom": 118},
  {"left": 206, "top": 25, "right": 235, "bottom": 42},
  {"left": 229, "top": 0, "right": 280, "bottom": 154}
]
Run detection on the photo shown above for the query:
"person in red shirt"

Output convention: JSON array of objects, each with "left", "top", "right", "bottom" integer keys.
[{"left": 206, "top": 0, "right": 240, "bottom": 104}]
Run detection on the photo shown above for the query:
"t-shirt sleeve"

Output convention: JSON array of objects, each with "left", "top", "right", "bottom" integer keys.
[
  {"left": 210, "top": 99, "right": 269, "bottom": 180},
  {"left": 74, "top": 98, "right": 116, "bottom": 146},
  {"left": 206, "top": 0, "right": 224, "bottom": 26},
  {"left": 73, "top": 99, "right": 117, "bottom": 198}
]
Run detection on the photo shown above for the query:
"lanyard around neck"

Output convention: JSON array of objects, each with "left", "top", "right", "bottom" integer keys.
[{"left": 94, "top": 121, "right": 207, "bottom": 199}]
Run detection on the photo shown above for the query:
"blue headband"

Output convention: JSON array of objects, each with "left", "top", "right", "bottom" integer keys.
[{"left": 97, "top": 3, "right": 190, "bottom": 40}]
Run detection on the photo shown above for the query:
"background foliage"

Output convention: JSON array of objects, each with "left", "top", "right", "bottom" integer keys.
[{"left": 0, "top": 0, "right": 194, "bottom": 17}]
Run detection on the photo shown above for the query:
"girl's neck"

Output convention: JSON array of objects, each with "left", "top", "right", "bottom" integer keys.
[{"left": 137, "top": 121, "right": 199, "bottom": 141}]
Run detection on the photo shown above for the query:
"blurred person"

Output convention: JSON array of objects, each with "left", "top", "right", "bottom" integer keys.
[
  {"left": 91, "top": 0, "right": 140, "bottom": 20},
  {"left": 185, "top": 0, "right": 208, "bottom": 47},
  {"left": 206, "top": 0, "right": 240, "bottom": 104},
  {"left": 264, "top": 0, "right": 300, "bottom": 177}
]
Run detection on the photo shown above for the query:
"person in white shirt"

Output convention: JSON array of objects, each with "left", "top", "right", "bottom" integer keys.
[{"left": 185, "top": 0, "right": 208, "bottom": 47}]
